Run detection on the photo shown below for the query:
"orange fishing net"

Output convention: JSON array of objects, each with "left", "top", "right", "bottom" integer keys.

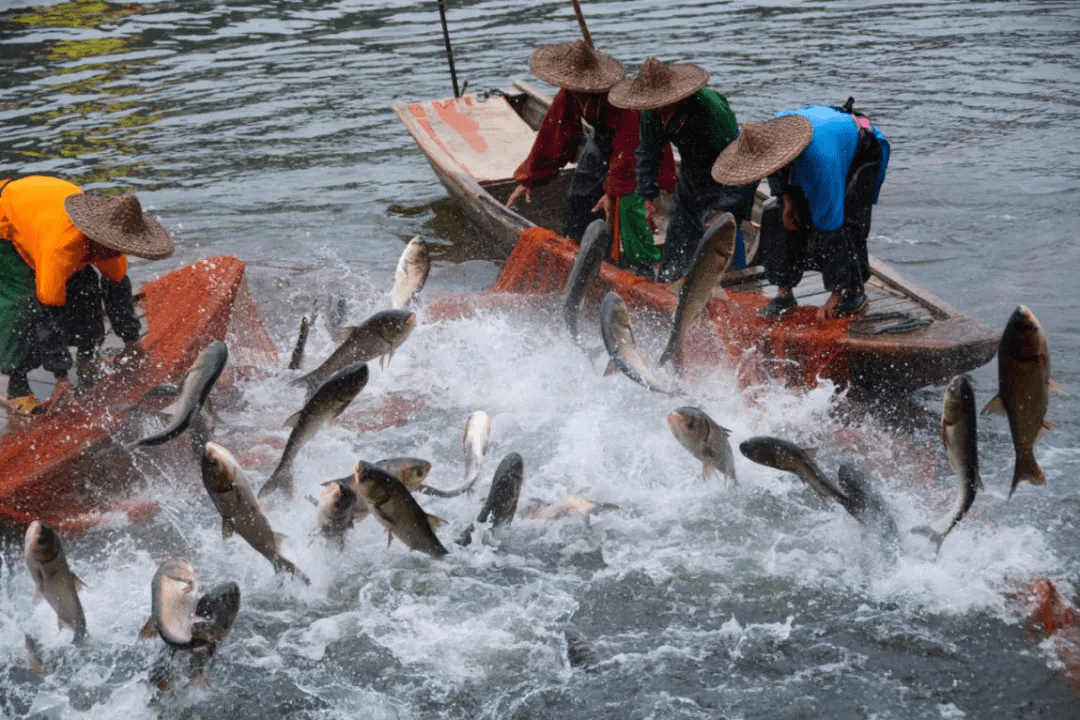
[
  {"left": 490, "top": 226, "right": 854, "bottom": 389},
  {"left": 0, "top": 256, "right": 275, "bottom": 540}
]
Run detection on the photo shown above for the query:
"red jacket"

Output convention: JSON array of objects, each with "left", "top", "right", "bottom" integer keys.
[{"left": 513, "top": 89, "right": 675, "bottom": 198}]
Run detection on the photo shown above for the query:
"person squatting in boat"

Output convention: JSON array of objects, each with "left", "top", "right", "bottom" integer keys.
[
  {"left": 0, "top": 176, "right": 174, "bottom": 413},
  {"left": 505, "top": 40, "right": 677, "bottom": 275},
  {"left": 609, "top": 57, "right": 758, "bottom": 283},
  {"left": 711, "top": 101, "right": 890, "bottom": 320}
]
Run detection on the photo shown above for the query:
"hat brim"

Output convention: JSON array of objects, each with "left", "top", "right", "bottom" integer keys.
[
  {"left": 64, "top": 194, "right": 174, "bottom": 260},
  {"left": 607, "top": 64, "right": 708, "bottom": 110},
  {"left": 710, "top": 115, "right": 814, "bottom": 186},
  {"left": 529, "top": 44, "right": 625, "bottom": 93}
]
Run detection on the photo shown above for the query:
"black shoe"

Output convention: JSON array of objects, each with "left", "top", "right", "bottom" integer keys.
[
  {"left": 835, "top": 290, "right": 868, "bottom": 318},
  {"left": 758, "top": 294, "right": 797, "bottom": 318}
]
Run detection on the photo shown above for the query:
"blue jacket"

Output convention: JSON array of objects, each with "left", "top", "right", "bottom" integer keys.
[{"left": 777, "top": 105, "right": 890, "bottom": 232}]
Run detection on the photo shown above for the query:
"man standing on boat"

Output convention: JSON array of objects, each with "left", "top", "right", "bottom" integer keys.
[
  {"left": 505, "top": 40, "right": 675, "bottom": 272},
  {"left": 710, "top": 102, "right": 889, "bottom": 319},
  {"left": 0, "top": 176, "right": 174, "bottom": 414},
  {"left": 608, "top": 57, "right": 757, "bottom": 283}
]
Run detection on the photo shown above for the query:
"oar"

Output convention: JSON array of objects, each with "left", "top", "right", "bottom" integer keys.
[
  {"left": 570, "top": 0, "right": 594, "bottom": 48},
  {"left": 437, "top": 0, "right": 460, "bottom": 97}
]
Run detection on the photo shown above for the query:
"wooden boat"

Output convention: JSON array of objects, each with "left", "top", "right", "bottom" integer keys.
[
  {"left": 0, "top": 255, "right": 278, "bottom": 540},
  {"left": 393, "top": 82, "right": 999, "bottom": 393}
]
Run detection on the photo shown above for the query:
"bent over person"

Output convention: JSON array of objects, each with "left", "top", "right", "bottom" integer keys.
[
  {"left": 609, "top": 57, "right": 757, "bottom": 282},
  {"left": 506, "top": 40, "right": 675, "bottom": 271},
  {"left": 0, "top": 175, "right": 174, "bottom": 413},
  {"left": 711, "top": 102, "right": 889, "bottom": 319}
]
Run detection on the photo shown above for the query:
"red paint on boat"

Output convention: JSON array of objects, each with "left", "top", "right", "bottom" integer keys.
[{"left": 0, "top": 256, "right": 275, "bottom": 541}]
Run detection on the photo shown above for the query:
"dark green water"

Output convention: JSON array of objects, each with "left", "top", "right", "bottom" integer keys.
[{"left": 1, "top": 1, "right": 1078, "bottom": 717}]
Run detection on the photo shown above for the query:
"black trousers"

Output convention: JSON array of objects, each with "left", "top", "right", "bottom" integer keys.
[{"left": 759, "top": 197, "right": 870, "bottom": 292}]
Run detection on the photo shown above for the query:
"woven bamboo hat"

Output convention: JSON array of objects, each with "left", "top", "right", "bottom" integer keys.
[
  {"left": 710, "top": 115, "right": 814, "bottom": 186},
  {"left": 529, "top": 40, "right": 625, "bottom": 93},
  {"left": 607, "top": 57, "right": 709, "bottom": 111},
  {"left": 64, "top": 192, "right": 174, "bottom": 260}
]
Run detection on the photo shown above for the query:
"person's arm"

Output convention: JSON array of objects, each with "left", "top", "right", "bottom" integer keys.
[
  {"left": 507, "top": 90, "right": 583, "bottom": 207},
  {"left": 101, "top": 274, "right": 148, "bottom": 371},
  {"left": 634, "top": 110, "right": 664, "bottom": 202}
]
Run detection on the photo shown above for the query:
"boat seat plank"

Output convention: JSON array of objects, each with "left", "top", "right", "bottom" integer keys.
[{"left": 401, "top": 95, "right": 536, "bottom": 184}]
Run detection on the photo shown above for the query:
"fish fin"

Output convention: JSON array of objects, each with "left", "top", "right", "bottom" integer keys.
[
  {"left": 711, "top": 286, "right": 730, "bottom": 301},
  {"left": 272, "top": 556, "right": 310, "bottom": 585},
  {"left": 282, "top": 410, "right": 302, "bottom": 428},
  {"left": 803, "top": 447, "right": 818, "bottom": 460},
  {"left": 257, "top": 469, "right": 294, "bottom": 499},
  {"left": 139, "top": 617, "right": 158, "bottom": 640},
  {"left": 665, "top": 278, "right": 686, "bottom": 294},
  {"left": 73, "top": 575, "right": 86, "bottom": 591},
  {"left": 273, "top": 532, "right": 287, "bottom": 552},
  {"left": 221, "top": 518, "right": 235, "bottom": 539},
  {"left": 702, "top": 465, "right": 722, "bottom": 483},
  {"left": 380, "top": 350, "right": 393, "bottom": 370},
  {"left": 981, "top": 395, "right": 1007, "bottom": 415},
  {"left": 603, "top": 360, "right": 618, "bottom": 377},
  {"left": 386, "top": 529, "right": 394, "bottom": 548},
  {"left": 657, "top": 337, "right": 679, "bottom": 369},
  {"left": 974, "top": 471, "right": 984, "bottom": 490},
  {"left": 1042, "top": 419, "right": 1056, "bottom": 430},
  {"left": 426, "top": 514, "right": 447, "bottom": 530},
  {"left": 305, "top": 494, "right": 319, "bottom": 506},
  {"left": 1050, "top": 379, "right": 1068, "bottom": 395},
  {"left": 33, "top": 588, "right": 42, "bottom": 603},
  {"left": 910, "top": 525, "right": 945, "bottom": 554}
]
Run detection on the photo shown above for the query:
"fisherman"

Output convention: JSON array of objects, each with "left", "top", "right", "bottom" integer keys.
[
  {"left": 0, "top": 175, "right": 174, "bottom": 413},
  {"left": 608, "top": 57, "right": 757, "bottom": 282},
  {"left": 710, "top": 102, "right": 890, "bottom": 319},
  {"left": 505, "top": 40, "right": 675, "bottom": 273}
]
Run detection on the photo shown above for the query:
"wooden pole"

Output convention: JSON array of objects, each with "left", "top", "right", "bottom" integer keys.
[
  {"left": 570, "top": 0, "right": 593, "bottom": 47},
  {"left": 437, "top": 0, "right": 460, "bottom": 97}
]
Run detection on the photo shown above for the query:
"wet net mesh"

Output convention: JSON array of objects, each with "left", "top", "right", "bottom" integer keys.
[{"left": 490, "top": 226, "right": 854, "bottom": 389}]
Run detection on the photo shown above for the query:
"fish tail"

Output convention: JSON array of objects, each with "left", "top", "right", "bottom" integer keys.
[
  {"left": 258, "top": 468, "right": 294, "bottom": 499},
  {"left": 272, "top": 555, "right": 311, "bottom": 585},
  {"left": 1010, "top": 453, "right": 1046, "bottom": 497},
  {"left": 910, "top": 525, "right": 945, "bottom": 554},
  {"left": 657, "top": 335, "right": 680, "bottom": 369}
]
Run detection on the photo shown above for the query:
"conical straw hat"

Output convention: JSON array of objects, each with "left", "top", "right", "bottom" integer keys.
[
  {"left": 529, "top": 40, "right": 625, "bottom": 93},
  {"left": 607, "top": 57, "right": 709, "bottom": 111},
  {"left": 64, "top": 192, "right": 174, "bottom": 260},
  {"left": 710, "top": 115, "right": 814, "bottom": 186}
]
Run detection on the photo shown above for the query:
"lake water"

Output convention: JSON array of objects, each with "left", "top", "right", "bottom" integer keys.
[{"left": 1, "top": 1, "right": 1079, "bottom": 718}]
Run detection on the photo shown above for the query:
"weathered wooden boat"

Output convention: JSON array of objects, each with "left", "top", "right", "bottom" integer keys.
[
  {"left": 393, "top": 82, "right": 999, "bottom": 393},
  {"left": 0, "top": 255, "right": 278, "bottom": 540}
]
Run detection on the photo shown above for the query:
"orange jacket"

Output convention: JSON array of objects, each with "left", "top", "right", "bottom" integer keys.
[{"left": 0, "top": 176, "right": 127, "bottom": 307}]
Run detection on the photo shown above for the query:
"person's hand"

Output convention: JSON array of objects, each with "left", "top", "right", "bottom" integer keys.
[
  {"left": 114, "top": 340, "right": 148, "bottom": 374},
  {"left": 43, "top": 375, "right": 71, "bottom": 413},
  {"left": 591, "top": 194, "right": 614, "bottom": 226},
  {"left": 505, "top": 184, "right": 531, "bottom": 208},
  {"left": 644, "top": 198, "right": 659, "bottom": 233}
]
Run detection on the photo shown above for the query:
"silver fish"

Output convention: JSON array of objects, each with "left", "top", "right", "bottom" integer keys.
[
  {"left": 294, "top": 309, "right": 415, "bottom": 396},
  {"left": 476, "top": 452, "right": 524, "bottom": 528},
  {"left": 130, "top": 341, "right": 228, "bottom": 448},
  {"left": 982, "top": 305, "right": 1056, "bottom": 496},
  {"left": 524, "top": 496, "right": 619, "bottom": 524},
  {"left": 188, "top": 581, "right": 241, "bottom": 686},
  {"left": 738, "top": 436, "right": 847, "bottom": 504},
  {"left": 391, "top": 236, "right": 430, "bottom": 309},
  {"left": 353, "top": 461, "right": 449, "bottom": 557},
  {"left": 913, "top": 374, "right": 982, "bottom": 549},
  {"left": 288, "top": 315, "right": 312, "bottom": 371},
  {"left": 425, "top": 411, "right": 491, "bottom": 497},
  {"left": 23, "top": 520, "right": 86, "bottom": 644},
  {"left": 599, "top": 291, "right": 669, "bottom": 394},
  {"left": 835, "top": 462, "right": 900, "bottom": 562},
  {"left": 561, "top": 219, "right": 612, "bottom": 346},
  {"left": 658, "top": 213, "right": 735, "bottom": 369},
  {"left": 313, "top": 479, "right": 357, "bottom": 547},
  {"left": 142, "top": 559, "right": 200, "bottom": 649},
  {"left": 202, "top": 442, "right": 309, "bottom": 583},
  {"left": 259, "top": 362, "right": 369, "bottom": 499},
  {"left": 375, "top": 457, "right": 432, "bottom": 492},
  {"left": 667, "top": 406, "right": 736, "bottom": 482}
]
